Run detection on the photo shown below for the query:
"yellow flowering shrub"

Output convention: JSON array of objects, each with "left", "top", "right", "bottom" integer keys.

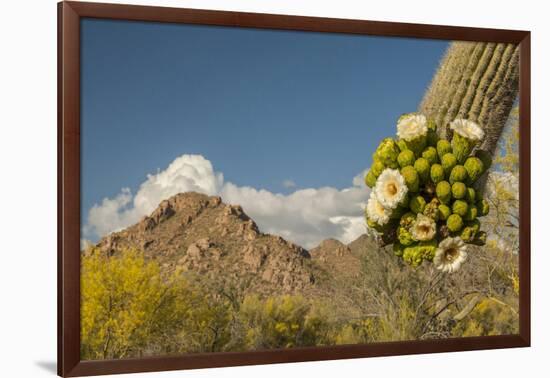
[
  {"left": 81, "top": 249, "right": 167, "bottom": 359},
  {"left": 239, "top": 295, "right": 332, "bottom": 349},
  {"left": 451, "top": 298, "right": 518, "bottom": 337},
  {"left": 81, "top": 249, "right": 234, "bottom": 359}
]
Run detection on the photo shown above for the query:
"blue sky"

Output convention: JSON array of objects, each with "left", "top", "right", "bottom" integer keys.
[{"left": 81, "top": 18, "right": 449, "bottom": 243}]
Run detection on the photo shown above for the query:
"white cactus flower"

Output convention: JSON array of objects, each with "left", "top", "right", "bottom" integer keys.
[
  {"left": 433, "top": 237, "right": 468, "bottom": 273},
  {"left": 366, "top": 191, "right": 391, "bottom": 226},
  {"left": 374, "top": 168, "right": 408, "bottom": 209},
  {"left": 450, "top": 119, "right": 485, "bottom": 142},
  {"left": 397, "top": 114, "right": 428, "bottom": 141},
  {"left": 410, "top": 214, "right": 437, "bottom": 241}
]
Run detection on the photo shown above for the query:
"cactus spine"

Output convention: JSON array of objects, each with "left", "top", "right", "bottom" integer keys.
[{"left": 419, "top": 42, "right": 520, "bottom": 157}]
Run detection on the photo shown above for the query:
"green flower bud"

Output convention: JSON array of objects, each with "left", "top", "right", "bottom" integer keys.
[
  {"left": 402, "top": 244, "right": 423, "bottom": 267},
  {"left": 401, "top": 166, "right": 419, "bottom": 192},
  {"left": 426, "top": 119, "right": 439, "bottom": 146},
  {"left": 397, "top": 139, "right": 408, "bottom": 152},
  {"left": 464, "top": 157, "right": 484, "bottom": 184},
  {"left": 387, "top": 161, "right": 400, "bottom": 169},
  {"left": 374, "top": 138, "right": 400, "bottom": 168},
  {"left": 366, "top": 217, "right": 376, "bottom": 227},
  {"left": 452, "top": 200, "right": 469, "bottom": 217},
  {"left": 476, "top": 199, "right": 490, "bottom": 216},
  {"left": 475, "top": 149, "right": 493, "bottom": 172},
  {"left": 430, "top": 164, "right": 445, "bottom": 184},
  {"left": 410, "top": 195, "right": 426, "bottom": 214},
  {"left": 398, "top": 226, "right": 414, "bottom": 246},
  {"left": 371, "top": 160, "right": 385, "bottom": 177},
  {"left": 437, "top": 140, "right": 452, "bottom": 161},
  {"left": 366, "top": 217, "right": 381, "bottom": 232},
  {"left": 447, "top": 214, "right": 464, "bottom": 233},
  {"left": 414, "top": 157, "right": 430, "bottom": 183},
  {"left": 397, "top": 150, "right": 415, "bottom": 168},
  {"left": 460, "top": 226, "right": 475, "bottom": 243},
  {"left": 451, "top": 182, "right": 467, "bottom": 199},
  {"left": 366, "top": 215, "right": 390, "bottom": 233},
  {"left": 366, "top": 217, "right": 378, "bottom": 229},
  {"left": 401, "top": 136, "right": 427, "bottom": 158},
  {"left": 475, "top": 189, "right": 484, "bottom": 202},
  {"left": 418, "top": 239, "right": 438, "bottom": 261},
  {"left": 465, "top": 187, "right": 476, "bottom": 204},
  {"left": 451, "top": 132, "right": 475, "bottom": 164},
  {"left": 427, "top": 129, "right": 439, "bottom": 147},
  {"left": 464, "top": 205, "right": 478, "bottom": 221},
  {"left": 466, "top": 219, "right": 481, "bottom": 234},
  {"left": 400, "top": 212, "right": 416, "bottom": 227},
  {"left": 441, "top": 153, "right": 457, "bottom": 177},
  {"left": 393, "top": 242, "right": 405, "bottom": 257},
  {"left": 449, "top": 165, "right": 467, "bottom": 184},
  {"left": 403, "top": 240, "right": 437, "bottom": 266},
  {"left": 365, "top": 170, "right": 377, "bottom": 188},
  {"left": 422, "top": 146, "right": 438, "bottom": 165},
  {"left": 438, "top": 204, "right": 451, "bottom": 220},
  {"left": 473, "top": 231, "right": 487, "bottom": 246},
  {"left": 423, "top": 198, "right": 441, "bottom": 221},
  {"left": 436, "top": 181, "right": 452, "bottom": 204}
]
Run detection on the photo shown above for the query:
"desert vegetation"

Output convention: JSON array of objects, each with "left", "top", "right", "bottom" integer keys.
[
  {"left": 82, "top": 117, "right": 519, "bottom": 357},
  {"left": 82, "top": 190, "right": 518, "bottom": 359}
]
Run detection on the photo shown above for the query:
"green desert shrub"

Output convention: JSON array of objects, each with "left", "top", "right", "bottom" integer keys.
[{"left": 239, "top": 295, "right": 332, "bottom": 349}]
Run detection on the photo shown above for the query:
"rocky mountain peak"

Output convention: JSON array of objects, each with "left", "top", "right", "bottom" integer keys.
[
  {"left": 92, "top": 192, "right": 314, "bottom": 295},
  {"left": 90, "top": 191, "right": 377, "bottom": 299}
]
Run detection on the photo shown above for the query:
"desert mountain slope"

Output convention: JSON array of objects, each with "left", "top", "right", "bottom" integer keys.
[
  {"left": 92, "top": 191, "right": 374, "bottom": 298},
  {"left": 94, "top": 192, "right": 315, "bottom": 295},
  {"left": 310, "top": 238, "right": 362, "bottom": 281},
  {"left": 308, "top": 235, "right": 377, "bottom": 317}
]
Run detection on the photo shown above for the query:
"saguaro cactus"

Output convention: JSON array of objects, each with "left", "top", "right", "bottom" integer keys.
[
  {"left": 365, "top": 114, "right": 490, "bottom": 271},
  {"left": 419, "top": 42, "right": 520, "bottom": 157}
]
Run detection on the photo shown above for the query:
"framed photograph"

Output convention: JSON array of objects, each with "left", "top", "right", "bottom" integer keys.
[{"left": 58, "top": 1, "right": 530, "bottom": 376}]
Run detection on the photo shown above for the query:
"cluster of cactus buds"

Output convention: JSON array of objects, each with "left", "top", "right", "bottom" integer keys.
[{"left": 365, "top": 113, "right": 491, "bottom": 272}]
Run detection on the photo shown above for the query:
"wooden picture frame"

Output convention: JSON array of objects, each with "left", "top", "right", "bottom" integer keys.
[{"left": 58, "top": 1, "right": 531, "bottom": 376}]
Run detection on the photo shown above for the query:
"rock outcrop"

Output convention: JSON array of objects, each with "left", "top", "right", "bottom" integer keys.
[
  {"left": 93, "top": 192, "right": 314, "bottom": 295},
  {"left": 91, "top": 191, "right": 377, "bottom": 299}
]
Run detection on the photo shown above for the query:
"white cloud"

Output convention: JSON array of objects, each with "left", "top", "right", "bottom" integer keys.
[
  {"left": 132, "top": 154, "right": 223, "bottom": 213},
  {"left": 282, "top": 179, "right": 296, "bottom": 188},
  {"left": 329, "top": 216, "right": 367, "bottom": 244},
  {"left": 83, "top": 155, "right": 223, "bottom": 239},
  {"left": 83, "top": 154, "right": 370, "bottom": 249},
  {"left": 352, "top": 169, "right": 368, "bottom": 188},
  {"left": 221, "top": 184, "right": 367, "bottom": 248},
  {"left": 83, "top": 187, "right": 135, "bottom": 238}
]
